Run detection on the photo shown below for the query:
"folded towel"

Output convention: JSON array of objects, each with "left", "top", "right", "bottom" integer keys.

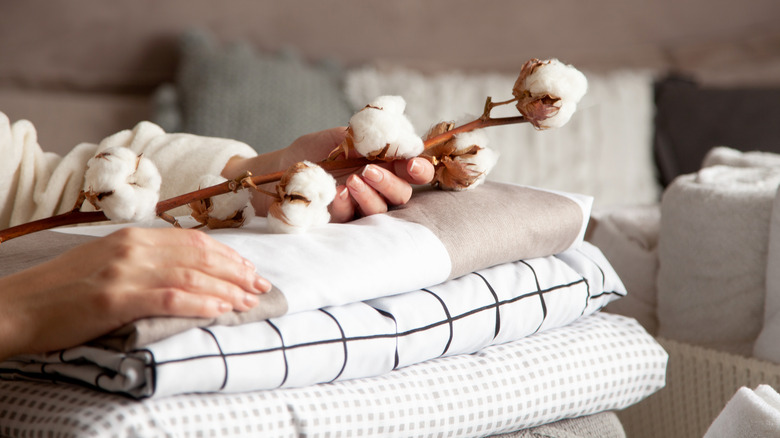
[
  {"left": 704, "top": 385, "right": 780, "bottom": 438},
  {"left": 703, "top": 146, "right": 780, "bottom": 169},
  {"left": 657, "top": 165, "right": 780, "bottom": 355},
  {"left": 754, "top": 185, "right": 780, "bottom": 362}
]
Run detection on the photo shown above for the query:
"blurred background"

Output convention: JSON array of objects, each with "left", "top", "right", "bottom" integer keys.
[{"left": 2, "top": 0, "right": 780, "bottom": 205}]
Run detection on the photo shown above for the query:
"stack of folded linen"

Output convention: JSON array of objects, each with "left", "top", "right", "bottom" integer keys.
[{"left": 0, "top": 182, "right": 668, "bottom": 437}]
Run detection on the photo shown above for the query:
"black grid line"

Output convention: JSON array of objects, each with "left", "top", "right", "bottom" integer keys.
[
  {"left": 266, "top": 320, "right": 289, "bottom": 389},
  {"left": 200, "top": 327, "right": 229, "bottom": 391},
  {"left": 372, "top": 307, "right": 400, "bottom": 369},
  {"left": 421, "top": 288, "right": 455, "bottom": 356},
  {"left": 472, "top": 272, "right": 501, "bottom": 340},
  {"left": 320, "top": 309, "right": 349, "bottom": 383},
  {"left": 519, "top": 260, "right": 548, "bottom": 335}
]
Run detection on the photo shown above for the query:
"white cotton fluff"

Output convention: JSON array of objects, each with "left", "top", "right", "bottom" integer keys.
[
  {"left": 524, "top": 59, "right": 588, "bottom": 104},
  {"left": 268, "top": 161, "right": 337, "bottom": 234},
  {"left": 349, "top": 95, "right": 424, "bottom": 159},
  {"left": 452, "top": 129, "right": 490, "bottom": 153},
  {"left": 84, "top": 147, "right": 161, "bottom": 222},
  {"left": 454, "top": 147, "right": 500, "bottom": 190},
  {"left": 283, "top": 161, "right": 338, "bottom": 206},
  {"left": 196, "top": 174, "right": 254, "bottom": 220},
  {"left": 523, "top": 59, "right": 588, "bottom": 129}
]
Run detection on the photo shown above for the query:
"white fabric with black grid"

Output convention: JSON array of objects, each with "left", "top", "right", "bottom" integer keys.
[
  {"left": 0, "top": 242, "right": 627, "bottom": 399},
  {"left": 0, "top": 313, "right": 667, "bottom": 438}
]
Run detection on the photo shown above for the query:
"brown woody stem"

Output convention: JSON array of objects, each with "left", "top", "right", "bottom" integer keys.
[{"left": 0, "top": 115, "right": 526, "bottom": 244}]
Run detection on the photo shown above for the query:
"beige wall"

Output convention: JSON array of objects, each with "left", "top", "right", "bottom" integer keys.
[{"left": 2, "top": 0, "right": 779, "bottom": 153}]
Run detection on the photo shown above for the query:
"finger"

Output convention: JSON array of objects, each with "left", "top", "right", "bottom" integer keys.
[
  {"left": 346, "top": 173, "right": 388, "bottom": 216},
  {"left": 393, "top": 157, "right": 435, "bottom": 185},
  {"left": 105, "top": 228, "right": 272, "bottom": 294},
  {"left": 135, "top": 287, "right": 234, "bottom": 319},
  {"left": 329, "top": 185, "right": 356, "bottom": 223},
  {"left": 148, "top": 267, "right": 261, "bottom": 312},
  {"left": 151, "top": 246, "right": 271, "bottom": 295},
  {"left": 360, "top": 164, "right": 413, "bottom": 206}
]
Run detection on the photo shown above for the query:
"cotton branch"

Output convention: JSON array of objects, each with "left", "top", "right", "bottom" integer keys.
[{"left": 0, "top": 111, "right": 527, "bottom": 245}]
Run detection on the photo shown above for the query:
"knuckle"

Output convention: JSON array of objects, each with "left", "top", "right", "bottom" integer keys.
[
  {"left": 158, "top": 288, "right": 182, "bottom": 313},
  {"left": 90, "top": 288, "right": 120, "bottom": 313},
  {"left": 177, "top": 269, "right": 202, "bottom": 290}
]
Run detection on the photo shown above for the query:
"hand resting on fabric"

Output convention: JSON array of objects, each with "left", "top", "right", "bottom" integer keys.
[
  {"left": 0, "top": 227, "right": 271, "bottom": 361},
  {"left": 221, "top": 127, "right": 435, "bottom": 222}
]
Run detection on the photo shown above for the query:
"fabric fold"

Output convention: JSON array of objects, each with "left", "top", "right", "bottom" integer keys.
[
  {"left": 0, "top": 242, "right": 624, "bottom": 398},
  {"left": 44, "top": 181, "right": 591, "bottom": 350}
]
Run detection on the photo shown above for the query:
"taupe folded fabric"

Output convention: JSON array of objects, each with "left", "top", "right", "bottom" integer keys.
[{"left": 389, "top": 183, "right": 585, "bottom": 280}]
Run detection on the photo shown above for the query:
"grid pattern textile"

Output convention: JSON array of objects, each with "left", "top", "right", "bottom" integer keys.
[
  {"left": 0, "top": 313, "right": 667, "bottom": 438},
  {"left": 0, "top": 243, "right": 625, "bottom": 398}
]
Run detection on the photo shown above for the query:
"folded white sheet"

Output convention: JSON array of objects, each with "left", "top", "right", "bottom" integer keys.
[{"left": 704, "top": 385, "right": 780, "bottom": 438}]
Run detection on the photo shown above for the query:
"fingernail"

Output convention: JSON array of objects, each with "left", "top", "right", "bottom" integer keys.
[
  {"left": 347, "top": 175, "right": 365, "bottom": 193},
  {"left": 244, "top": 293, "right": 259, "bottom": 308},
  {"left": 409, "top": 159, "right": 422, "bottom": 176},
  {"left": 217, "top": 300, "right": 232, "bottom": 313},
  {"left": 338, "top": 186, "right": 349, "bottom": 200},
  {"left": 254, "top": 276, "right": 272, "bottom": 293},
  {"left": 362, "top": 165, "right": 383, "bottom": 183}
]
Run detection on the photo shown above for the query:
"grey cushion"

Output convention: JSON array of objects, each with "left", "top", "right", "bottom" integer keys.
[
  {"left": 653, "top": 75, "right": 780, "bottom": 186},
  {"left": 165, "top": 30, "right": 353, "bottom": 154}
]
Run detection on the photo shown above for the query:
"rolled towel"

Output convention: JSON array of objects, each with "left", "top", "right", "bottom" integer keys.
[
  {"left": 704, "top": 146, "right": 780, "bottom": 169},
  {"left": 754, "top": 185, "right": 780, "bottom": 362},
  {"left": 704, "top": 385, "right": 780, "bottom": 438},
  {"left": 657, "top": 165, "right": 780, "bottom": 355}
]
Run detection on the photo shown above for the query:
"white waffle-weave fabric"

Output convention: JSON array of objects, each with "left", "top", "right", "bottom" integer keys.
[
  {"left": 0, "top": 242, "right": 625, "bottom": 398},
  {"left": 0, "top": 313, "right": 667, "bottom": 438}
]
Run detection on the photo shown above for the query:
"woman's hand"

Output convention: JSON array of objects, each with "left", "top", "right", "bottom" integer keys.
[
  {"left": 0, "top": 227, "right": 270, "bottom": 360},
  {"left": 222, "top": 127, "right": 435, "bottom": 220}
]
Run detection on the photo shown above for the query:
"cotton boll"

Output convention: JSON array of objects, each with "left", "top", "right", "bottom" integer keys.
[
  {"left": 84, "top": 147, "right": 162, "bottom": 222},
  {"left": 348, "top": 95, "right": 424, "bottom": 159},
  {"left": 453, "top": 147, "right": 500, "bottom": 190},
  {"left": 131, "top": 156, "right": 162, "bottom": 190},
  {"left": 283, "top": 161, "right": 337, "bottom": 206},
  {"left": 452, "top": 129, "right": 489, "bottom": 153},
  {"left": 524, "top": 59, "right": 588, "bottom": 104},
  {"left": 84, "top": 147, "right": 138, "bottom": 193},
  {"left": 267, "top": 161, "right": 337, "bottom": 234},
  {"left": 96, "top": 184, "right": 160, "bottom": 222},
  {"left": 267, "top": 201, "right": 331, "bottom": 234},
  {"left": 369, "top": 95, "right": 407, "bottom": 115},
  {"left": 512, "top": 58, "right": 588, "bottom": 130},
  {"left": 539, "top": 101, "right": 578, "bottom": 129}
]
